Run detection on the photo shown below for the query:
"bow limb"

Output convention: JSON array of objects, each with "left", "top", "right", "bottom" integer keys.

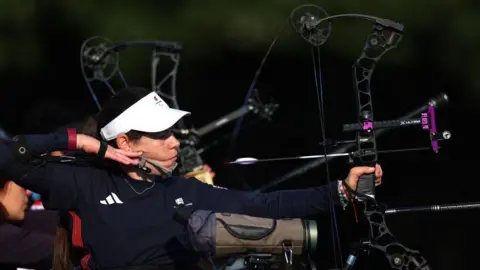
[
  {"left": 151, "top": 47, "right": 184, "bottom": 127},
  {"left": 148, "top": 47, "right": 207, "bottom": 178},
  {"left": 365, "top": 207, "right": 430, "bottom": 269}
]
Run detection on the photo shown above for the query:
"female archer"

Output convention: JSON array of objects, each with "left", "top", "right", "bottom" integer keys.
[{"left": 0, "top": 86, "right": 382, "bottom": 270}]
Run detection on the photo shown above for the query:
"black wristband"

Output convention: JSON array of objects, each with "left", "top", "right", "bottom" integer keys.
[{"left": 97, "top": 141, "right": 108, "bottom": 160}]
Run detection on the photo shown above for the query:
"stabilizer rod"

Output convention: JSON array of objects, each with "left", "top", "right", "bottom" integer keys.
[{"left": 385, "top": 202, "right": 480, "bottom": 215}]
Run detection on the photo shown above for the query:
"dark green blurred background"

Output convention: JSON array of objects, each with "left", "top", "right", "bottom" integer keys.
[{"left": 0, "top": 1, "right": 478, "bottom": 269}]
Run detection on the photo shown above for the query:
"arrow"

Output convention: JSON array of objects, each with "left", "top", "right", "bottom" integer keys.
[{"left": 225, "top": 147, "right": 431, "bottom": 165}]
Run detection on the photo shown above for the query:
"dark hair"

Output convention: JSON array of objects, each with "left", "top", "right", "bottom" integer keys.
[
  {"left": 52, "top": 223, "right": 73, "bottom": 270},
  {"left": 96, "top": 86, "right": 152, "bottom": 146}
]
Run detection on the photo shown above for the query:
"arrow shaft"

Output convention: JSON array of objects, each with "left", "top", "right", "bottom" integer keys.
[{"left": 227, "top": 147, "right": 430, "bottom": 165}]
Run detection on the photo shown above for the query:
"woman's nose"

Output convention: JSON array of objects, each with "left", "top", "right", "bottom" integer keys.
[
  {"left": 169, "top": 135, "right": 180, "bottom": 148},
  {"left": 26, "top": 190, "right": 32, "bottom": 196}
]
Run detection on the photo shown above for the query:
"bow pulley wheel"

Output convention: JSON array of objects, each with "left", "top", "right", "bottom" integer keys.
[
  {"left": 80, "top": 36, "right": 119, "bottom": 81},
  {"left": 289, "top": 4, "right": 332, "bottom": 46}
]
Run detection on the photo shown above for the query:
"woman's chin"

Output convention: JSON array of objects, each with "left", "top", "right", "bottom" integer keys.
[{"left": 164, "top": 161, "right": 176, "bottom": 169}]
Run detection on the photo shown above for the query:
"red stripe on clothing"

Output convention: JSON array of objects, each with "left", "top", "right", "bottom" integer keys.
[
  {"left": 68, "top": 211, "right": 83, "bottom": 247},
  {"left": 67, "top": 128, "right": 77, "bottom": 150},
  {"left": 68, "top": 211, "right": 92, "bottom": 269},
  {"left": 81, "top": 253, "right": 91, "bottom": 270}
]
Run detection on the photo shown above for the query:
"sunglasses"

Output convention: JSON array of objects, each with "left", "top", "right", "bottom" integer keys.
[{"left": 143, "top": 128, "right": 174, "bottom": 140}]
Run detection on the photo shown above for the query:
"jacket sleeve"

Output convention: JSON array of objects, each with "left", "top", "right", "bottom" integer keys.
[
  {"left": 179, "top": 177, "right": 343, "bottom": 219},
  {"left": 0, "top": 133, "right": 70, "bottom": 173},
  {"left": 0, "top": 133, "right": 92, "bottom": 209},
  {"left": 0, "top": 134, "right": 73, "bottom": 163}
]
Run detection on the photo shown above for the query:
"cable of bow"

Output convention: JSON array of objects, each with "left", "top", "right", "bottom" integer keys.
[{"left": 289, "top": 4, "right": 342, "bottom": 268}]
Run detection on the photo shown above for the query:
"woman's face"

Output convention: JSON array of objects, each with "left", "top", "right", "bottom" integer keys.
[
  {"left": 129, "top": 129, "right": 180, "bottom": 170},
  {"left": 0, "top": 181, "right": 30, "bottom": 221}
]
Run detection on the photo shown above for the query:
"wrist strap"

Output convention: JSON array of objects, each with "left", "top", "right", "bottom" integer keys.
[
  {"left": 341, "top": 180, "right": 356, "bottom": 199},
  {"left": 97, "top": 141, "right": 108, "bottom": 160},
  {"left": 341, "top": 182, "right": 350, "bottom": 200}
]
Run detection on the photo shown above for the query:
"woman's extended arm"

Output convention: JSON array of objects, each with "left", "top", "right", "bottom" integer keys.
[{"left": 179, "top": 165, "right": 382, "bottom": 219}]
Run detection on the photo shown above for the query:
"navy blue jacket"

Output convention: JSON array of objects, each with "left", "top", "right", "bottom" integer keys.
[{"left": 0, "top": 134, "right": 341, "bottom": 269}]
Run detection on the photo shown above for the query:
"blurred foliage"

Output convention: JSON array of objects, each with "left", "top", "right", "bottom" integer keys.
[{"left": 0, "top": 0, "right": 479, "bottom": 101}]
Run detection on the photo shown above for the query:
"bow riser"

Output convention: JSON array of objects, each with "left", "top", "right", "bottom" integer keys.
[
  {"left": 345, "top": 24, "right": 433, "bottom": 270},
  {"left": 351, "top": 24, "right": 403, "bottom": 200}
]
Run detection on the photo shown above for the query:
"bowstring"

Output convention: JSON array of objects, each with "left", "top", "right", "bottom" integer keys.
[
  {"left": 227, "top": 19, "right": 289, "bottom": 159},
  {"left": 311, "top": 45, "right": 344, "bottom": 269}
]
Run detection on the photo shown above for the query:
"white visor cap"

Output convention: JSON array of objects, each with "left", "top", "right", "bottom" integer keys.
[{"left": 100, "top": 91, "right": 190, "bottom": 141}]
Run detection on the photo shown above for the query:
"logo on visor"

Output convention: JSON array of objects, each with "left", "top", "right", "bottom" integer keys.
[{"left": 153, "top": 95, "right": 168, "bottom": 108}]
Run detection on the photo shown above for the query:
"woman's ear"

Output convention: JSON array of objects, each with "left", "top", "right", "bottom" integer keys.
[{"left": 115, "top": 134, "right": 131, "bottom": 151}]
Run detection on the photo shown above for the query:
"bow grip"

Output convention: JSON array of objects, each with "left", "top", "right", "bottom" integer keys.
[{"left": 356, "top": 173, "right": 375, "bottom": 201}]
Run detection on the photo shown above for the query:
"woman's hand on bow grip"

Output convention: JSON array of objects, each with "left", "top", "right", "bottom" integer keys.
[
  {"left": 76, "top": 134, "right": 142, "bottom": 165},
  {"left": 344, "top": 163, "right": 383, "bottom": 192}
]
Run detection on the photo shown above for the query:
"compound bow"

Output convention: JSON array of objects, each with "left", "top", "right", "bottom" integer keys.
[{"left": 227, "top": 4, "right": 451, "bottom": 270}]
